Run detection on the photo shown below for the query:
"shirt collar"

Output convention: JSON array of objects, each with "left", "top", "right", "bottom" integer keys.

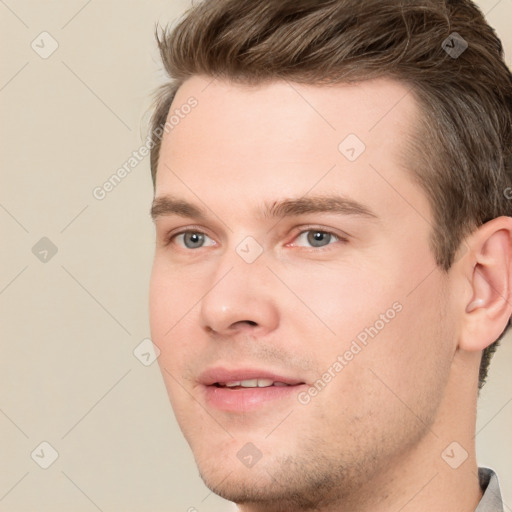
[{"left": 475, "top": 468, "right": 504, "bottom": 512}]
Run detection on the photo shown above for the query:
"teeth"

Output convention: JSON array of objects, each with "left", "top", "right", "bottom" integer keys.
[
  {"left": 221, "top": 378, "right": 290, "bottom": 388},
  {"left": 240, "top": 379, "right": 258, "bottom": 387},
  {"left": 256, "top": 378, "right": 274, "bottom": 387}
]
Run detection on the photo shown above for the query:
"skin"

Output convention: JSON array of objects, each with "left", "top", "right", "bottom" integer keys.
[{"left": 149, "top": 76, "right": 512, "bottom": 512}]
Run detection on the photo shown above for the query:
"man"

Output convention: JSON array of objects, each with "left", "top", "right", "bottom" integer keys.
[{"left": 148, "top": 0, "right": 512, "bottom": 510}]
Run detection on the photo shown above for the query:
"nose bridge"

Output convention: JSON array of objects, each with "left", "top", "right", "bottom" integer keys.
[{"left": 199, "top": 240, "right": 278, "bottom": 335}]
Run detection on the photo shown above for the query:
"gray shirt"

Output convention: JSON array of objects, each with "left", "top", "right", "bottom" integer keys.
[{"left": 476, "top": 468, "right": 504, "bottom": 512}]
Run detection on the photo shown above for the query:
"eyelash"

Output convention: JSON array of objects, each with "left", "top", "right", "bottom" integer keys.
[{"left": 164, "top": 226, "right": 348, "bottom": 251}]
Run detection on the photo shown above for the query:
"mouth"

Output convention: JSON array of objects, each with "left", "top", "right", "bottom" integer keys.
[
  {"left": 214, "top": 378, "right": 299, "bottom": 389},
  {"left": 199, "top": 368, "right": 307, "bottom": 412}
]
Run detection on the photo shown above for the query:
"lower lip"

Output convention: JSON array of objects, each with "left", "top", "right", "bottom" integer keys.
[{"left": 202, "top": 384, "right": 307, "bottom": 412}]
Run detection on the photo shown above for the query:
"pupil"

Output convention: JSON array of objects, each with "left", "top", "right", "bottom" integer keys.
[{"left": 185, "top": 232, "right": 204, "bottom": 248}]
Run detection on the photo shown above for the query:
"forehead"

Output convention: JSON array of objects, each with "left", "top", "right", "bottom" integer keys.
[
  {"left": 164, "top": 76, "right": 417, "bottom": 156},
  {"left": 155, "top": 76, "right": 429, "bottom": 227}
]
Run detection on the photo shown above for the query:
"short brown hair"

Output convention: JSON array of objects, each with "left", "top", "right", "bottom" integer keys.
[{"left": 150, "top": 0, "right": 512, "bottom": 387}]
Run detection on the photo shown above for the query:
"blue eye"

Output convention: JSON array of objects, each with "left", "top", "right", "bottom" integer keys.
[
  {"left": 173, "top": 231, "right": 215, "bottom": 249},
  {"left": 295, "top": 230, "right": 340, "bottom": 248},
  {"left": 167, "top": 228, "right": 344, "bottom": 251}
]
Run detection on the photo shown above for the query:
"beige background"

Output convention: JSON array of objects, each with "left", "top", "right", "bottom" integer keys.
[{"left": 0, "top": 1, "right": 511, "bottom": 510}]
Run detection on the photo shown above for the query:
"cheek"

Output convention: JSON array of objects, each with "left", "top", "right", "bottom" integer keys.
[
  {"left": 291, "top": 248, "right": 453, "bottom": 403},
  {"left": 149, "top": 258, "right": 199, "bottom": 335},
  {"left": 149, "top": 260, "right": 192, "bottom": 371},
  {"left": 304, "top": 276, "right": 453, "bottom": 456},
  {"left": 149, "top": 258, "right": 218, "bottom": 384},
  {"left": 149, "top": 264, "right": 173, "bottom": 342},
  {"left": 278, "top": 259, "right": 398, "bottom": 343},
  {"left": 150, "top": 272, "right": 198, "bottom": 420},
  {"left": 350, "top": 269, "right": 454, "bottom": 421}
]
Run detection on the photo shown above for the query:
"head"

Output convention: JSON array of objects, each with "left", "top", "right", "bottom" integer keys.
[{"left": 148, "top": 0, "right": 512, "bottom": 509}]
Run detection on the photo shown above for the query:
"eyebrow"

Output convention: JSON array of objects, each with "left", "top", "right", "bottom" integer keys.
[{"left": 150, "top": 194, "right": 378, "bottom": 222}]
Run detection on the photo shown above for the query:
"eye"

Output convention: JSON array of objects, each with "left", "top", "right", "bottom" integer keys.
[
  {"left": 171, "top": 230, "right": 216, "bottom": 249},
  {"left": 293, "top": 229, "right": 342, "bottom": 248}
]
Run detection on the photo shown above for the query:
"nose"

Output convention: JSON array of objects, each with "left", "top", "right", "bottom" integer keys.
[{"left": 199, "top": 253, "right": 279, "bottom": 337}]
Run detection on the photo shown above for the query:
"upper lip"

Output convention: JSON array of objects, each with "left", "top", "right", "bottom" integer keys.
[{"left": 199, "top": 367, "right": 305, "bottom": 386}]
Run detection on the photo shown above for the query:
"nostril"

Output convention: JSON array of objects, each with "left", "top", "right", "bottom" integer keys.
[{"left": 233, "top": 320, "right": 258, "bottom": 327}]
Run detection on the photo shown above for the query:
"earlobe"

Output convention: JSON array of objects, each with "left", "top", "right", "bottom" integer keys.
[{"left": 459, "top": 217, "right": 512, "bottom": 352}]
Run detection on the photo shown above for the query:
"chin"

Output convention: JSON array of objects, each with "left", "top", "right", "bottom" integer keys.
[{"left": 191, "top": 445, "right": 355, "bottom": 512}]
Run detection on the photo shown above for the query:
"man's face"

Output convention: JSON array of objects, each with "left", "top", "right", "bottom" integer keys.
[{"left": 150, "top": 76, "right": 456, "bottom": 508}]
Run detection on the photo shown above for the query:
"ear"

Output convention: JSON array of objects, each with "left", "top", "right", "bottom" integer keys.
[{"left": 458, "top": 216, "right": 512, "bottom": 352}]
